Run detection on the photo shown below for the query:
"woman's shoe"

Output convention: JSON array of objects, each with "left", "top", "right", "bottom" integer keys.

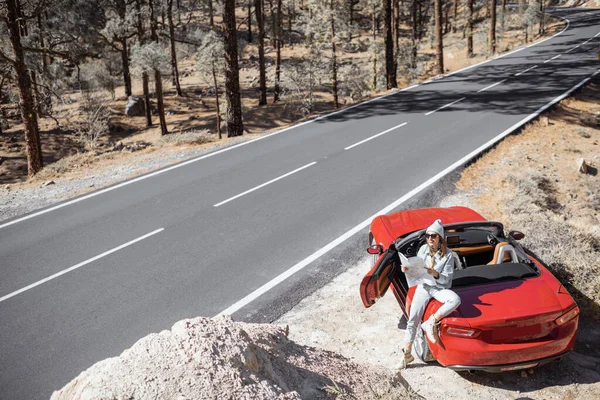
[
  {"left": 421, "top": 316, "right": 439, "bottom": 344},
  {"left": 397, "top": 348, "right": 415, "bottom": 369}
]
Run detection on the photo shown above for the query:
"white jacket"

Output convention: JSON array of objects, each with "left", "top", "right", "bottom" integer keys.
[{"left": 417, "top": 244, "right": 455, "bottom": 290}]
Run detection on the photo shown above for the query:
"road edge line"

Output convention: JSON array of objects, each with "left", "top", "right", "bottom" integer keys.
[{"left": 215, "top": 67, "right": 600, "bottom": 318}]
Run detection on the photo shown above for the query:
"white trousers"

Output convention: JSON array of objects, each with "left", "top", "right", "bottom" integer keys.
[{"left": 404, "top": 285, "right": 461, "bottom": 345}]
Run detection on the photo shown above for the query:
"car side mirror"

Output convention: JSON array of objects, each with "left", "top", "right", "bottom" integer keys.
[
  {"left": 367, "top": 244, "right": 384, "bottom": 255},
  {"left": 508, "top": 230, "right": 525, "bottom": 240}
]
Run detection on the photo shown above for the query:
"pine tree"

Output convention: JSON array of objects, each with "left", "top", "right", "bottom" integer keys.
[
  {"left": 435, "top": 0, "right": 444, "bottom": 74},
  {"left": 2, "top": 0, "right": 43, "bottom": 175},
  {"left": 490, "top": 0, "right": 497, "bottom": 55},
  {"left": 384, "top": 0, "right": 396, "bottom": 89},
  {"left": 222, "top": 0, "right": 244, "bottom": 137}
]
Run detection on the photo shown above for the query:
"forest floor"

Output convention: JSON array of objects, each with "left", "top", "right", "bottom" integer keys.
[{"left": 0, "top": 8, "right": 562, "bottom": 188}]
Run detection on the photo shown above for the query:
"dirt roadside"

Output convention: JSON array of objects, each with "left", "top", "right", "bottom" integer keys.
[{"left": 277, "top": 83, "right": 600, "bottom": 399}]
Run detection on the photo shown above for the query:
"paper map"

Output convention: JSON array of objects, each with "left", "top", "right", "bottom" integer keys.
[{"left": 399, "top": 253, "right": 436, "bottom": 287}]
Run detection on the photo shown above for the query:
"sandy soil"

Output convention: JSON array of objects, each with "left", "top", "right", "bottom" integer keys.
[{"left": 1, "top": 7, "right": 561, "bottom": 186}]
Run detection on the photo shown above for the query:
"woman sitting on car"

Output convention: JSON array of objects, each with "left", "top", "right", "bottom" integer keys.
[{"left": 399, "top": 219, "right": 461, "bottom": 368}]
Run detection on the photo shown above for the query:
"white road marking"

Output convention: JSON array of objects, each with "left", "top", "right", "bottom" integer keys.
[
  {"left": 583, "top": 39, "right": 591, "bottom": 44},
  {"left": 446, "top": 14, "right": 570, "bottom": 78},
  {"left": 215, "top": 66, "right": 600, "bottom": 318},
  {"left": 425, "top": 97, "right": 466, "bottom": 116},
  {"left": 213, "top": 162, "right": 317, "bottom": 207},
  {"left": 551, "top": 54, "right": 562, "bottom": 61},
  {"left": 515, "top": 65, "right": 538, "bottom": 76},
  {"left": 0, "top": 14, "right": 573, "bottom": 231},
  {"left": 477, "top": 79, "right": 507, "bottom": 93},
  {"left": 344, "top": 122, "right": 408, "bottom": 150},
  {"left": 0, "top": 228, "right": 164, "bottom": 303},
  {"left": 565, "top": 45, "right": 579, "bottom": 53},
  {"left": 595, "top": 32, "right": 600, "bottom": 37}
]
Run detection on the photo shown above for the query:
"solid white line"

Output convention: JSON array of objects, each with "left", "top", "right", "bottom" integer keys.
[
  {"left": 595, "top": 32, "right": 600, "bottom": 37},
  {"left": 215, "top": 66, "right": 600, "bottom": 318},
  {"left": 0, "top": 228, "right": 164, "bottom": 303},
  {"left": 551, "top": 54, "right": 562, "bottom": 61},
  {"left": 583, "top": 39, "right": 591, "bottom": 45},
  {"left": 344, "top": 122, "right": 408, "bottom": 150},
  {"left": 0, "top": 13, "right": 575, "bottom": 230},
  {"left": 478, "top": 79, "right": 507, "bottom": 93},
  {"left": 515, "top": 65, "right": 538, "bottom": 76},
  {"left": 213, "top": 162, "right": 317, "bottom": 207},
  {"left": 425, "top": 97, "right": 466, "bottom": 116}
]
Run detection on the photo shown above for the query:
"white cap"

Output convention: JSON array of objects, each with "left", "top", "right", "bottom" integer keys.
[{"left": 426, "top": 219, "right": 444, "bottom": 238}]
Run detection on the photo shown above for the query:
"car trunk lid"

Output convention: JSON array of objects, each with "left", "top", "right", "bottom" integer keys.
[{"left": 455, "top": 278, "right": 563, "bottom": 343}]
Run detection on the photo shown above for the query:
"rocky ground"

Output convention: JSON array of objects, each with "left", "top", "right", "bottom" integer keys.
[{"left": 50, "top": 316, "right": 414, "bottom": 400}]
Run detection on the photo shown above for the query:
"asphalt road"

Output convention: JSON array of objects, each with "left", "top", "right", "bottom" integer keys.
[{"left": 2, "top": 7, "right": 600, "bottom": 399}]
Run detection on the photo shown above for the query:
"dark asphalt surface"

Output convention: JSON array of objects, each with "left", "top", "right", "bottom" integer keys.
[{"left": 1, "top": 7, "right": 600, "bottom": 399}]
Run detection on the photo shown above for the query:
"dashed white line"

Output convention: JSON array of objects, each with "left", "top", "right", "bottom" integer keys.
[
  {"left": 478, "top": 79, "right": 507, "bottom": 93},
  {"left": 515, "top": 65, "right": 538, "bottom": 76},
  {"left": 565, "top": 45, "right": 580, "bottom": 53},
  {"left": 551, "top": 54, "right": 562, "bottom": 61},
  {"left": 215, "top": 67, "right": 600, "bottom": 319},
  {"left": 424, "top": 97, "right": 466, "bottom": 116},
  {"left": 213, "top": 162, "right": 317, "bottom": 207},
  {"left": 344, "top": 122, "right": 408, "bottom": 150},
  {"left": 0, "top": 228, "right": 165, "bottom": 303}
]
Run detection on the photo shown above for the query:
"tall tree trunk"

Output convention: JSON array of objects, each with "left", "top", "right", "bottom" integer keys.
[
  {"left": 167, "top": 0, "right": 183, "bottom": 96},
  {"left": 417, "top": 0, "right": 423, "bottom": 40},
  {"left": 384, "top": 0, "right": 397, "bottom": 88},
  {"left": 120, "top": 39, "right": 133, "bottom": 97},
  {"left": 37, "top": 14, "right": 49, "bottom": 69},
  {"left": 490, "top": 0, "right": 496, "bottom": 55},
  {"left": 372, "top": 5, "right": 377, "bottom": 89},
  {"left": 148, "top": 0, "right": 168, "bottom": 135},
  {"left": 116, "top": 0, "right": 132, "bottom": 97},
  {"left": 330, "top": 0, "right": 339, "bottom": 108},
  {"left": 255, "top": 0, "right": 267, "bottom": 105},
  {"left": 6, "top": 0, "right": 43, "bottom": 175},
  {"left": 393, "top": 0, "right": 400, "bottom": 76},
  {"left": 247, "top": 0, "right": 253, "bottom": 42},
  {"left": 222, "top": 0, "right": 244, "bottom": 137},
  {"left": 211, "top": 64, "right": 222, "bottom": 139},
  {"left": 435, "top": 0, "right": 444, "bottom": 74},
  {"left": 208, "top": 0, "right": 214, "bottom": 26},
  {"left": 467, "top": 0, "right": 473, "bottom": 57},
  {"left": 539, "top": 0, "right": 544, "bottom": 35},
  {"left": 453, "top": 0, "right": 458, "bottom": 33},
  {"left": 136, "top": 0, "right": 152, "bottom": 126},
  {"left": 412, "top": 0, "right": 418, "bottom": 69},
  {"left": 502, "top": 0, "right": 506, "bottom": 13},
  {"left": 274, "top": 0, "right": 282, "bottom": 102}
]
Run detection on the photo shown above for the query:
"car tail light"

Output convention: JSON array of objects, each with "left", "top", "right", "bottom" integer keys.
[
  {"left": 445, "top": 326, "right": 481, "bottom": 338},
  {"left": 555, "top": 307, "right": 579, "bottom": 326}
]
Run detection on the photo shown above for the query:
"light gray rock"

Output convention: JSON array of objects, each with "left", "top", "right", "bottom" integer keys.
[
  {"left": 577, "top": 158, "right": 589, "bottom": 174},
  {"left": 125, "top": 96, "right": 145, "bottom": 117}
]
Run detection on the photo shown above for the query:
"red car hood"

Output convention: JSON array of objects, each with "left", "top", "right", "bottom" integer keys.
[{"left": 380, "top": 206, "right": 487, "bottom": 238}]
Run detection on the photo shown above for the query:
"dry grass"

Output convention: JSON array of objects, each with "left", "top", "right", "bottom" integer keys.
[
  {"left": 457, "top": 83, "right": 600, "bottom": 318},
  {"left": 1, "top": 9, "right": 563, "bottom": 185}
]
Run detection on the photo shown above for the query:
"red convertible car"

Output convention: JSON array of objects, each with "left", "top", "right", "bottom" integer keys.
[{"left": 360, "top": 206, "right": 579, "bottom": 372}]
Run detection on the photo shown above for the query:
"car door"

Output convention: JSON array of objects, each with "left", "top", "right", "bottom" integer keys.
[{"left": 360, "top": 245, "right": 409, "bottom": 315}]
